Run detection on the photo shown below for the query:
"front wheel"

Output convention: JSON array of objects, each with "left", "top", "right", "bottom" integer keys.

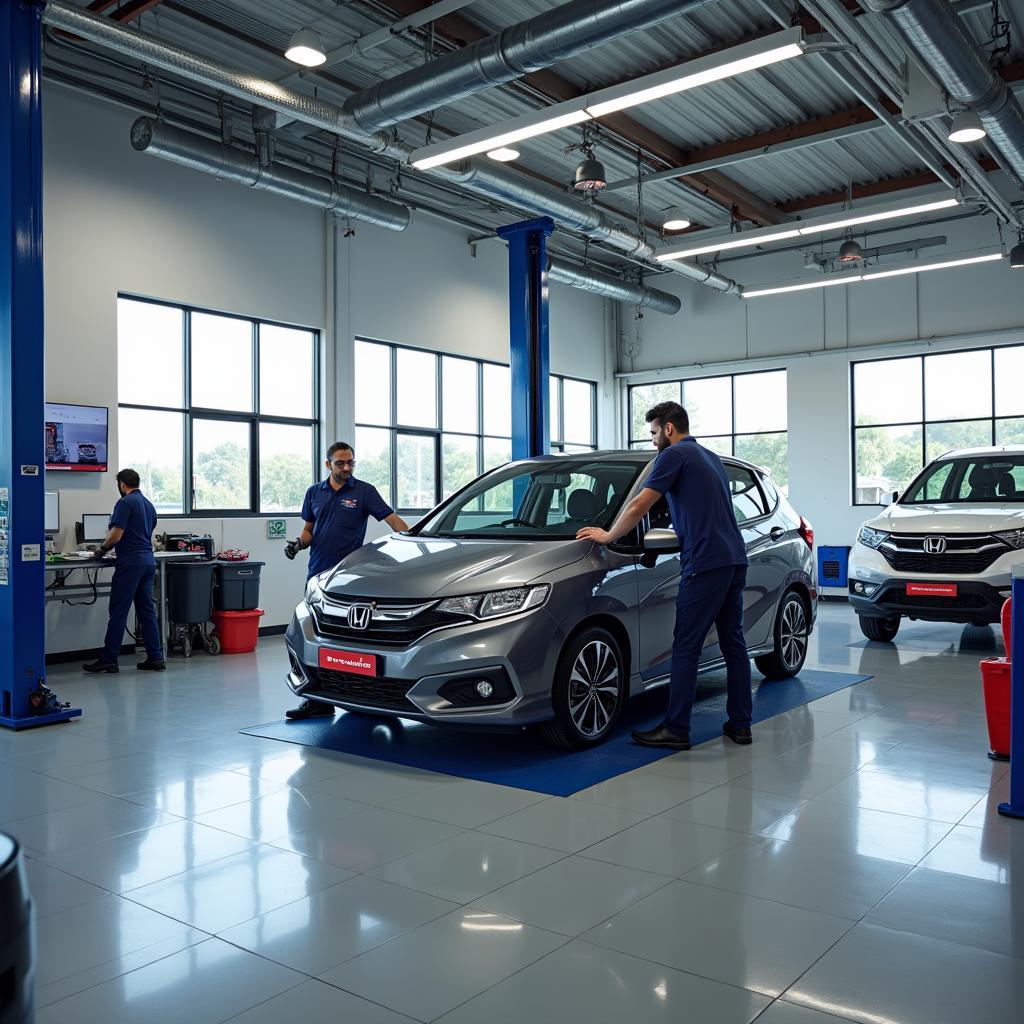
[
  {"left": 755, "top": 591, "right": 810, "bottom": 680},
  {"left": 540, "top": 627, "right": 625, "bottom": 750},
  {"left": 859, "top": 614, "right": 900, "bottom": 643}
]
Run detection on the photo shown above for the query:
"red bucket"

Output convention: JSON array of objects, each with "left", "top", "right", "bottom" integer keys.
[
  {"left": 211, "top": 608, "right": 264, "bottom": 654},
  {"left": 980, "top": 657, "right": 1011, "bottom": 760}
]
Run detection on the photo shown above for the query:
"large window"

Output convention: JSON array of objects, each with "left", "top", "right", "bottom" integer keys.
[
  {"left": 628, "top": 369, "right": 788, "bottom": 489},
  {"left": 117, "top": 297, "right": 319, "bottom": 515},
  {"left": 851, "top": 344, "right": 1024, "bottom": 504},
  {"left": 355, "top": 339, "right": 597, "bottom": 513}
]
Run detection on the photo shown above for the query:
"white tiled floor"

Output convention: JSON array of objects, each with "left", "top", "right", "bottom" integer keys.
[{"left": 2, "top": 604, "right": 1022, "bottom": 1023}]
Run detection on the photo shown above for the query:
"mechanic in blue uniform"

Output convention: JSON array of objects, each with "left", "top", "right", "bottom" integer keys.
[
  {"left": 284, "top": 440, "right": 409, "bottom": 719},
  {"left": 83, "top": 468, "right": 165, "bottom": 674},
  {"left": 577, "top": 401, "right": 752, "bottom": 750}
]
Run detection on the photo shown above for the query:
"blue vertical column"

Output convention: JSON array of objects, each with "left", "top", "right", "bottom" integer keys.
[
  {"left": 497, "top": 217, "right": 553, "bottom": 461},
  {"left": 999, "top": 565, "right": 1024, "bottom": 819},
  {"left": 1, "top": 2, "right": 79, "bottom": 729}
]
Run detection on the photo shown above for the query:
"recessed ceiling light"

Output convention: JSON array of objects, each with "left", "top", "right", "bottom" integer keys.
[
  {"left": 948, "top": 110, "right": 986, "bottom": 144},
  {"left": 662, "top": 210, "right": 692, "bottom": 231},
  {"left": 285, "top": 28, "right": 327, "bottom": 68},
  {"left": 487, "top": 147, "right": 521, "bottom": 162}
]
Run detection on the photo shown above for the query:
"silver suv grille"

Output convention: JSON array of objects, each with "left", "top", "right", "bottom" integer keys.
[{"left": 878, "top": 534, "right": 1009, "bottom": 575}]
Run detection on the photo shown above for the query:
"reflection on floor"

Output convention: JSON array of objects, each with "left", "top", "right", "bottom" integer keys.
[{"left": 1, "top": 604, "right": 1019, "bottom": 1024}]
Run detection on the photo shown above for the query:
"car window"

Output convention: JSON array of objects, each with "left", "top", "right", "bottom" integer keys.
[
  {"left": 904, "top": 455, "right": 1024, "bottom": 503},
  {"left": 759, "top": 474, "right": 779, "bottom": 510},
  {"left": 649, "top": 496, "right": 672, "bottom": 530},
  {"left": 726, "top": 464, "right": 767, "bottom": 522}
]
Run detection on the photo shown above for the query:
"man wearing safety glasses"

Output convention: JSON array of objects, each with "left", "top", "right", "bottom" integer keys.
[{"left": 284, "top": 441, "right": 409, "bottom": 719}]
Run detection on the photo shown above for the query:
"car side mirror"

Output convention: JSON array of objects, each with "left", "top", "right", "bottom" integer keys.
[
  {"left": 643, "top": 528, "right": 679, "bottom": 553},
  {"left": 881, "top": 491, "right": 898, "bottom": 507}
]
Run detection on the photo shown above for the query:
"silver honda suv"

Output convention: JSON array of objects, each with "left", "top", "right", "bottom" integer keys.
[{"left": 285, "top": 451, "right": 817, "bottom": 748}]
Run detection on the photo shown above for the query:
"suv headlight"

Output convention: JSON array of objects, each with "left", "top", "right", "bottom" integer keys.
[
  {"left": 304, "top": 575, "right": 324, "bottom": 609},
  {"left": 858, "top": 526, "right": 889, "bottom": 550},
  {"left": 995, "top": 529, "right": 1024, "bottom": 550},
  {"left": 438, "top": 584, "right": 550, "bottom": 620}
]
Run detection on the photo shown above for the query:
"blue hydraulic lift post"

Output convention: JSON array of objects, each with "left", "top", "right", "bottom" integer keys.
[
  {"left": 998, "top": 565, "right": 1024, "bottom": 819},
  {"left": 497, "top": 218, "right": 553, "bottom": 461},
  {"left": 0, "top": 1, "right": 80, "bottom": 729}
]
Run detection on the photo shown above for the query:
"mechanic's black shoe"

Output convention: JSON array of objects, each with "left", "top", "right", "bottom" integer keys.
[
  {"left": 723, "top": 721, "right": 753, "bottom": 745},
  {"left": 83, "top": 659, "right": 118, "bottom": 674},
  {"left": 631, "top": 724, "right": 691, "bottom": 750},
  {"left": 286, "top": 699, "right": 335, "bottom": 720},
  {"left": 137, "top": 659, "right": 167, "bottom": 671}
]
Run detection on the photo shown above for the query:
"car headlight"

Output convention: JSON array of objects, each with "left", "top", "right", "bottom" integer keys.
[
  {"left": 858, "top": 526, "right": 889, "bottom": 549},
  {"left": 438, "top": 584, "right": 550, "bottom": 620},
  {"left": 995, "top": 529, "right": 1024, "bottom": 550},
  {"left": 304, "top": 575, "right": 324, "bottom": 608}
]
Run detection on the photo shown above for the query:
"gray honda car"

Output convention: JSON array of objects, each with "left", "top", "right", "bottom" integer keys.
[{"left": 285, "top": 450, "right": 817, "bottom": 749}]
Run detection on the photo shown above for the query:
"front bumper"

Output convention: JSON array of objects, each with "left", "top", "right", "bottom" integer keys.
[{"left": 284, "top": 600, "right": 561, "bottom": 726}]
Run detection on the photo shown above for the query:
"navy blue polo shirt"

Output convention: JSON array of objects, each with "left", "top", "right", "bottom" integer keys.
[
  {"left": 108, "top": 490, "right": 157, "bottom": 567},
  {"left": 644, "top": 437, "right": 748, "bottom": 575},
  {"left": 301, "top": 476, "right": 394, "bottom": 577}
]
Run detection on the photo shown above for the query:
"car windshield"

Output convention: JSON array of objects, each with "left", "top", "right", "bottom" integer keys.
[
  {"left": 415, "top": 458, "right": 645, "bottom": 540},
  {"left": 903, "top": 455, "right": 1024, "bottom": 504}
]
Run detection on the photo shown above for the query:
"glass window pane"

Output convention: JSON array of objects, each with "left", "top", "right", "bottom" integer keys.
[
  {"left": 190, "top": 313, "right": 253, "bottom": 412},
  {"left": 926, "top": 419, "right": 993, "bottom": 463},
  {"left": 997, "top": 417, "right": 1024, "bottom": 445},
  {"left": 854, "top": 425, "right": 923, "bottom": 502},
  {"left": 396, "top": 349, "right": 437, "bottom": 428},
  {"left": 683, "top": 376, "right": 732, "bottom": 436},
  {"left": 735, "top": 432, "right": 788, "bottom": 491},
  {"left": 354, "top": 426, "right": 392, "bottom": 506},
  {"left": 355, "top": 341, "right": 391, "bottom": 425},
  {"left": 442, "top": 434, "right": 478, "bottom": 499},
  {"left": 442, "top": 356, "right": 478, "bottom": 433},
  {"left": 563, "top": 379, "right": 594, "bottom": 445},
  {"left": 193, "top": 418, "right": 251, "bottom": 509},
  {"left": 397, "top": 433, "right": 436, "bottom": 510},
  {"left": 483, "top": 364, "right": 511, "bottom": 437},
  {"left": 701, "top": 435, "right": 733, "bottom": 457},
  {"left": 734, "top": 371, "right": 786, "bottom": 433},
  {"left": 483, "top": 437, "right": 512, "bottom": 512},
  {"left": 925, "top": 350, "right": 992, "bottom": 421},
  {"left": 726, "top": 464, "right": 767, "bottom": 523},
  {"left": 995, "top": 347, "right": 1024, "bottom": 417},
  {"left": 259, "top": 422, "right": 313, "bottom": 513},
  {"left": 563, "top": 444, "right": 594, "bottom": 454},
  {"left": 118, "top": 299, "right": 184, "bottom": 409},
  {"left": 853, "top": 357, "right": 921, "bottom": 426},
  {"left": 550, "top": 377, "right": 561, "bottom": 445},
  {"left": 630, "top": 382, "right": 680, "bottom": 441},
  {"left": 259, "top": 325, "right": 314, "bottom": 418},
  {"left": 117, "top": 408, "right": 183, "bottom": 514}
]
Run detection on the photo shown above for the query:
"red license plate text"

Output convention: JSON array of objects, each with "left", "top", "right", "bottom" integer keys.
[
  {"left": 318, "top": 648, "right": 377, "bottom": 676},
  {"left": 906, "top": 582, "right": 958, "bottom": 598}
]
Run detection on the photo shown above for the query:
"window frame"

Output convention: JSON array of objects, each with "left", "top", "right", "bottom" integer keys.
[
  {"left": 849, "top": 343, "right": 1024, "bottom": 506},
  {"left": 116, "top": 294, "right": 320, "bottom": 518},
  {"left": 354, "top": 336, "right": 597, "bottom": 514}
]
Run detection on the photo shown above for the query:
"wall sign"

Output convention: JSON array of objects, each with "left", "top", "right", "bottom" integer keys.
[
  {"left": 21, "top": 544, "right": 41, "bottom": 562},
  {"left": 20, "top": 465, "right": 39, "bottom": 476},
  {"left": 266, "top": 519, "right": 287, "bottom": 540}
]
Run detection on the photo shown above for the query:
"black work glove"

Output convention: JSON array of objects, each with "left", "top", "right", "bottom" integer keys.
[{"left": 284, "top": 537, "right": 303, "bottom": 560}]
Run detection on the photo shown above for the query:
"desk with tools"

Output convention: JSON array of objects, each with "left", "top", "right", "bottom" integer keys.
[{"left": 44, "top": 551, "right": 205, "bottom": 649}]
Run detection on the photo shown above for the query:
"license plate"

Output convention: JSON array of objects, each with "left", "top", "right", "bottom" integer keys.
[
  {"left": 318, "top": 648, "right": 377, "bottom": 676},
  {"left": 906, "top": 582, "right": 958, "bottom": 597}
]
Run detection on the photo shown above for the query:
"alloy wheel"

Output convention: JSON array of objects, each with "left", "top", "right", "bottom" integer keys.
[
  {"left": 567, "top": 639, "right": 620, "bottom": 738},
  {"left": 780, "top": 599, "right": 808, "bottom": 671}
]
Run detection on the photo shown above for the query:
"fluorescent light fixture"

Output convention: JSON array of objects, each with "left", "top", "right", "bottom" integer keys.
[
  {"left": 410, "top": 28, "right": 806, "bottom": 171},
  {"left": 285, "top": 27, "right": 327, "bottom": 67},
  {"left": 487, "top": 147, "right": 521, "bottom": 162},
  {"left": 948, "top": 110, "right": 987, "bottom": 143},
  {"left": 585, "top": 34, "right": 806, "bottom": 118},
  {"left": 658, "top": 192, "right": 960, "bottom": 262},
  {"left": 742, "top": 251, "right": 1003, "bottom": 298}
]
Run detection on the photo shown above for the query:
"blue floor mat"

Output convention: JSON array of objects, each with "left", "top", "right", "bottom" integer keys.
[{"left": 242, "top": 668, "right": 871, "bottom": 797}]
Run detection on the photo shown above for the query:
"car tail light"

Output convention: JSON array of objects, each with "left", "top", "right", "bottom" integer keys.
[{"left": 798, "top": 516, "right": 814, "bottom": 550}]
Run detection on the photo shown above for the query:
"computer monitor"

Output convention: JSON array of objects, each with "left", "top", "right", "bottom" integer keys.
[
  {"left": 45, "top": 491, "right": 59, "bottom": 535},
  {"left": 81, "top": 513, "right": 110, "bottom": 543}
]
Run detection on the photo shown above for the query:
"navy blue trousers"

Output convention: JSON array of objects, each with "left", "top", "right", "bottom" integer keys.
[
  {"left": 665, "top": 564, "right": 752, "bottom": 735},
  {"left": 102, "top": 563, "right": 163, "bottom": 663}
]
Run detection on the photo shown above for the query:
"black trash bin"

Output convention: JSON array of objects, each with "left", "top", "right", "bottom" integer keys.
[
  {"left": 0, "top": 833, "right": 34, "bottom": 1024},
  {"left": 166, "top": 560, "right": 218, "bottom": 658},
  {"left": 213, "top": 561, "right": 265, "bottom": 611}
]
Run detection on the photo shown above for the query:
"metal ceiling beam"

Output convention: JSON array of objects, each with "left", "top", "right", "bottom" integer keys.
[{"left": 110, "top": 1, "right": 166, "bottom": 24}]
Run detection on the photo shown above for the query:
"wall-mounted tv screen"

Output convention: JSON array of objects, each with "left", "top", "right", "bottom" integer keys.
[{"left": 45, "top": 403, "right": 108, "bottom": 472}]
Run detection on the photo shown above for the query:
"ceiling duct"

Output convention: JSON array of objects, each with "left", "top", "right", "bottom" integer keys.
[
  {"left": 41, "top": 0, "right": 741, "bottom": 298},
  {"left": 547, "top": 258, "right": 681, "bottom": 313},
  {"left": 129, "top": 118, "right": 412, "bottom": 230},
  {"left": 863, "top": 0, "right": 1024, "bottom": 185},
  {"left": 341, "top": 0, "right": 720, "bottom": 132}
]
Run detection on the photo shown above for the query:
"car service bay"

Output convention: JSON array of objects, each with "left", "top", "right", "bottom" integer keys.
[{"left": 2, "top": 2, "right": 1024, "bottom": 1022}]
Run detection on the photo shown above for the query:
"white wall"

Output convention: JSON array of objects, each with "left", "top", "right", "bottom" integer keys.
[
  {"left": 41, "top": 84, "right": 611, "bottom": 653},
  {"left": 620, "top": 212, "right": 1024, "bottom": 578}
]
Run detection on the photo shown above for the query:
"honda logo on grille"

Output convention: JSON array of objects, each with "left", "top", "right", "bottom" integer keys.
[
  {"left": 347, "top": 603, "right": 374, "bottom": 630},
  {"left": 923, "top": 536, "right": 948, "bottom": 555}
]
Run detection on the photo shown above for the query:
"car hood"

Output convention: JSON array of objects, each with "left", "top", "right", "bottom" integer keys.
[
  {"left": 863, "top": 503, "right": 1024, "bottom": 534},
  {"left": 321, "top": 534, "right": 590, "bottom": 599}
]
